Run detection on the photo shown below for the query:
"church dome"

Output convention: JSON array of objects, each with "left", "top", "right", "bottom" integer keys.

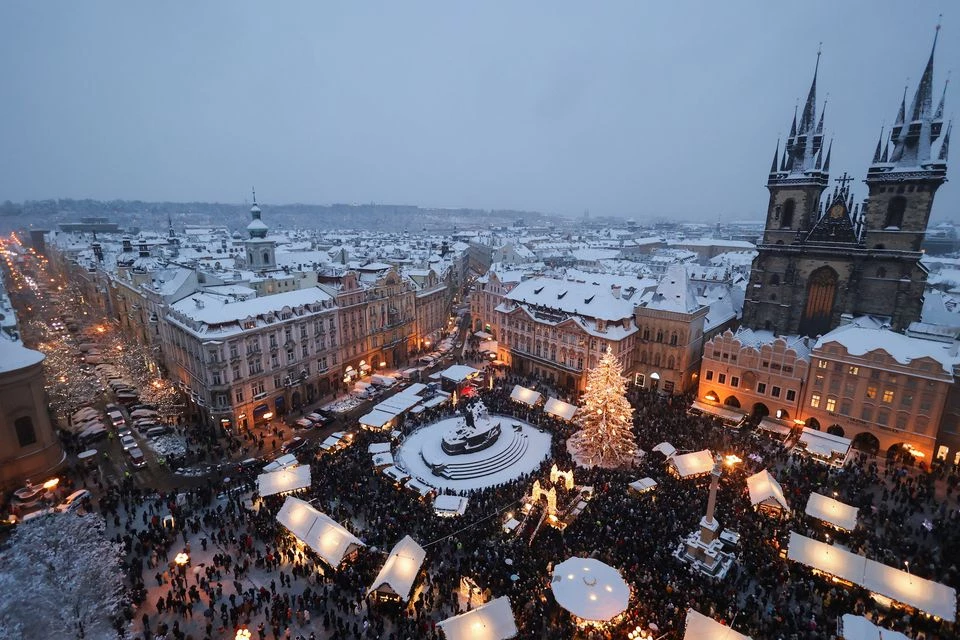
[{"left": 247, "top": 218, "right": 268, "bottom": 238}]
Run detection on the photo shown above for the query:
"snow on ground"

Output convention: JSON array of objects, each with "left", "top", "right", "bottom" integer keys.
[
  {"left": 395, "top": 415, "right": 552, "bottom": 492},
  {"left": 143, "top": 434, "right": 187, "bottom": 458},
  {"left": 321, "top": 395, "right": 364, "bottom": 414}
]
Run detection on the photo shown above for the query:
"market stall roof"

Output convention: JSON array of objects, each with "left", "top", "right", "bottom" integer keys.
[
  {"left": 405, "top": 477, "right": 434, "bottom": 497},
  {"left": 746, "top": 469, "right": 791, "bottom": 513},
  {"left": 757, "top": 418, "right": 793, "bottom": 437},
  {"left": 359, "top": 409, "right": 397, "bottom": 430},
  {"left": 372, "top": 452, "right": 394, "bottom": 468},
  {"left": 797, "top": 428, "right": 852, "bottom": 462},
  {"left": 258, "top": 465, "right": 311, "bottom": 497},
  {"left": 805, "top": 492, "right": 858, "bottom": 531},
  {"left": 787, "top": 532, "right": 956, "bottom": 621},
  {"left": 839, "top": 614, "right": 912, "bottom": 640},
  {"left": 478, "top": 340, "right": 498, "bottom": 354},
  {"left": 319, "top": 436, "right": 343, "bottom": 451},
  {"left": 367, "top": 535, "right": 427, "bottom": 601},
  {"left": 510, "top": 385, "right": 542, "bottom": 406},
  {"left": 474, "top": 330, "right": 493, "bottom": 339},
  {"left": 670, "top": 449, "right": 715, "bottom": 478},
  {"left": 544, "top": 397, "right": 577, "bottom": 421},
  {"left": 691, "top": 401, "right": 746, "bottom": 425},
  {"left": 550, "top": 557, "right": 629, "bottom": 622},
  {"left": 440, "top": 365, "right": 480, "bottom": 383},
  {"left": 375, "top": 393, "right": 422, "bottom": 415},
  {"left": 437, "top": 596, "right": 518, "bottom": 640},
  {"left": 368, "top": 442, "right": 391, "bottom": 454},
  {"left": 422, "top": 395, "right": 449, "bottom": 409},
  {"left": 275, "top": 497, "right": 365, "bottom": 568},
  {"left": 382, "top": 465, "right": 409, "bottom": 483},
  {"left": 433, "top": 494, "right": 469, "bottom": 517},
  {"left": 652, "top": 442, "right": 677, "bottom": 458},
  {"left": 684, "top": 609, "right": 753, "bottom": 640},
  {"left": 628, "top": 478, "right": 658, "bottom": 493}
]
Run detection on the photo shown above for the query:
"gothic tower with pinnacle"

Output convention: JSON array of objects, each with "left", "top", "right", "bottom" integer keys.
[{"left": 741, "top": 32, "right": 950, "bottom": 338}]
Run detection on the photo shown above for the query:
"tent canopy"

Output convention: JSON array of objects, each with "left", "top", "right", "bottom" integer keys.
[
  {"left": 258, "top": 465, "right": 311, "bottom": 497},
  {"left": 670, "top": 450, "right": 715, "bottom": 478},
  {"left": 437, "top": 596, "right": 517, "bottom": 640},
  {"left": 275, "top": 497, "right": 365, "bottom": 567},
  {"left": 544, "top": 397, "right": 577, "bottom": 421},
  {"left": 652, "top": 442, "right": 676, "bottom": 458},
  {"left": 691, "top": 401, "right": 746, "bottom": 425},
  {"left": 628, "top": 477, "right": 658, "bottom": 494},
  {"left": 478, "top": 340, "right": 498, "bottom": 354},
  {"left": 787, "top": 532, "right": 956, "bottom": 621},
  {"left": 367, "top": 535, "right": 427, "bottom": 601},
  {"left": 684, "top": 609, "right": 753, "bottom": 640},
  {"left": 441, "top": 365, "right": 480, "bottom": 383},
  {"left": 797, "top": 427, "right": 851, "bottom": 464},
  {"left": 551, "top": 557, "right": 629, "bottom": 622},
  {"left": 359, "top": 409, "right": 396, "bottom": 430},
  {"left": 510, "top": 385, "right": 542, "bottom": 406},
  {"left": 434, "top": 494, "right": 469, "bottom": 517},
  {"left": 805, "top": 492, "right": 858, "bottom": 531},
  {"left": 840, "top": 614, "right": 911, "bottom": 640},
  {"left": 746, "top": 469, "right": 790, "bottom": 513}
]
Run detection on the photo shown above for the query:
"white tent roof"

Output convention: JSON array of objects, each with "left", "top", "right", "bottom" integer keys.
[
  {"left": 405, "top": 477, "right": 434, "bottom": 497},
  {"left": 510, "top": 385, "right": 542, "bottom": 406},
  {"left": 478, "top": 340, "right": 498, "bottom": 354},
  {"left": 757, "top": 418, "right": 792, "bottom": 436},
  {"left": 382, "top": 465, "right": 409, "bottom": 483},
  {"left": 746, "top": 469, "right": 790, "bottom": 512},
  {"left": 684, "top": 609, "right": 752, "bottom": 639},
  {"left": 474, "top": 330, "right": 493, "bottom": 340},
  {"left": 652, "top": 442, "right": 676, "bottom": 458},
  {"left": 257, "top": 465, "right": 311, "bottom": 497},
  {"left": 275, "top": 497, "right": 365, "bottom": 567},
  {"left": 262, "top": 453, "right": 299, "bottom": 473},
  {"left": 550, "top": 557, "right": 629, "bottom": 622},
  {"left": 434, "top": 494, "right": 469, "bottom": 516},
  {"left": 441, "top": 365, "right": 480, "bottom": 383},
  {"left": 670, "top": 449, "right": 715, "bottom": 478},
  {"left": 840, "top": 614, "right": 911, "bottom": 640},
  {"left": 372, "top": 452, "right": 395, "bottom": 467},
  {"left": 798, "top": 427, "right": 851, "bottom": 461},
  {"left": 628, "top": 477, "right": 658, "bottom": 493},
  {"left": 368, "top": 442, "right": 391, "bottom": 454},
  {"left": 544, "top": 397, "right": 577, "bottom": 421},
  {"left": 805, "top": 492, "right": 858, "bottom": 531},
  {"left": 787, "top": 532, "right": 956, "bottom": 621},
  {"left": 437, "top": 596, "right": 518, "bottom": 640},
  {"left": 368, "top": 535, "right": 427, "bottom": 601},
  {"left": 691, "top": 400, "right": 745, "bottom": 424},
  {"left": 359, "top": 409, "right": 396, "bottom": 429}
]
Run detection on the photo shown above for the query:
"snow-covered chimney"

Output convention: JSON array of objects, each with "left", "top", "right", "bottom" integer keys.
[{"left": 611, "top": 284, "right": 621, "bottom": 299}]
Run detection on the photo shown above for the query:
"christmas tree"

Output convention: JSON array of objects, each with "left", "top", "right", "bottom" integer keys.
[{"left": 567, "top": 346, "right": 637, "bottom": 468}]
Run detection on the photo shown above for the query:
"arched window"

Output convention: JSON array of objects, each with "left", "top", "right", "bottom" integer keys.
[
  {"left": 670, "top": 333, "right": 678, "bottom": 346},
  {"left": 769, "top": 274, "right": 780, "bottom": 285},
  {"left": 667, "top": 356, "right": 675, "bottom": 369},
  {"left": 262, "top": 251, "right": 271, "bottom": 264},
  {"left": 656, "top": 331, "right": 663, "bottom": 343},
  {"left": 885, "top": 196, "right": 906, "bottom": 229},
  {"left": 14, "top": 416, "right": 36, "bottom": 447},
  {"left": 247, "top": 251, "right": 254, "bottom": 263},
  {"left": 799, "top": 266, "right": 839, "bottom": 337},
  {"left": 642, "top": 328, "right": 650, "bottom": 340},
  {"left": 780, "top": 198, "right": 796, "bottom": 228}
]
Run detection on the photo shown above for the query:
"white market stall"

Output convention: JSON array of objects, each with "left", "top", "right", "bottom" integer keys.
[
  {"left": 690, "top": 401, "right": 746, "bottom": 426},
  {"left": 550, "top": 557, "right": 630, "bottom": 623},
  {"left": 805, "top": 492, "right": 859, "bottom": 531},
  {"left": 628, "top": 478, "right": 658, "bottom": 495},
  {"left": 440, "top": 365, "right": 481, "bottom": 384},
  {"left": 839, "top": 614, "right": 911, "bottom": 640},
  {"left": 359, "top": 409, "right": 397, "bottom": 432},
  {"left": 669, "top": 450, "right": 715, "bottom": 479},
  {"left": 478, "top": 340, "right": 498, "bottom": 355},
  {"left": 372, "top": 452, "right": 395, "bottom": 468},
  {"left": 510, "top": 385, "right": 542, "bottom": 407},
  {"left": 433, "top": 494, "right": 469, "bottom": 517},
  {"left": 368, "top": 442, "right": 392, "bottom": 455},
  {"left": 382, "top": 465, "right": 410, "bottom": 484},
  {"left": 405, "top": 477, "right": 434, "bottom": 499},
  {"left": 746, "top": 469, "right": 791, "bottom": 515},
  {"left": 275, "top": 497, "right": 365, "bottom": 568},
  {"left": 787, "top": 532, "right": 956, "bottom": 621},
  {"left": 652, "top": 442, "right": 677, "bottom": 458},
  {"left": 368, "top": 535, "right": 427, "bottom": 602},
  {"left": 795, "top": 427, "right": 852, "bottom": 467},
  {"left": 684, "top": 609, "right": 753, "bottom": 639},
  {"left": 437, "top": 596, "right": 518, "bottom": 640},
  {"left": 258, "top": 465, "right": 311, "bottom": 497},
  {"left": 544, "top": 397, "right": 577, "bottom": 421}
]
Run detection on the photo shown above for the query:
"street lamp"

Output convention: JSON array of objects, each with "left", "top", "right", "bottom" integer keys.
[
  {"left": 174, "top": 552, "right": 189, "bottom": 566},
  {"left": 235, "top": 628, "right": 252, "bottom": 640}
]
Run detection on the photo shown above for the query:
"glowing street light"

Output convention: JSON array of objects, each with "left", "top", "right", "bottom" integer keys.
[
  {"left": 235, "top": 628, "right": 252, "bottom": 640},
  {"left": 174, "top": 552, "right": 189, "bottom": 566},
  {"left": 42, "top": 478, "right": 60, "bottom": 490},
  {"left": 723, "top": 454, "right": 742, "bottom": 466}
]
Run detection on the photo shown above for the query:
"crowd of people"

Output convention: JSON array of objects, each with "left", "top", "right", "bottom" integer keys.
[{"left": 47, "top": 368, "right": 960, "bottom": 639}]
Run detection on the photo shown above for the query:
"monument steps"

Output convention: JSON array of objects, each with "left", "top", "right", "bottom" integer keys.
[{"left": 435, "top": 432, "right": 530, "bottom": 480}]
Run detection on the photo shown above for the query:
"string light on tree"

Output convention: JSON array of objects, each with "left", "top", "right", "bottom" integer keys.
[{"left": 566, "top": 346, "right": 638, "bottom": 469}]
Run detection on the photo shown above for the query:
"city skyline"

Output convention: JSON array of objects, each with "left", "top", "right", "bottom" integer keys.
[{"left": 1, "top": 1, "right": 956, "bottom": 221}]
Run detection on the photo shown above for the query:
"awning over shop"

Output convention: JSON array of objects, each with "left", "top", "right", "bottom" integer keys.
[
  {"left": 670, "top": 449, "right": 715, "bottom": 478},
  {"left": 367, "top": 535, "right": 427, "bottom": 602},
  {"left": 684, "top": 609, "right": 753, "bottom": 640},
  {"left": 275, "top": 497, "right": 365, "bottom": 568},
  {"left": 474, "top": 330, "right": 493, "bottom": 340},
  {"left": 544, "top": 397, "right": 577, "bottom": 421},
  {"left": 359, "top": 409, "right": 396, "bottom": 431},
  {"left": 510, "top": 385, "right": 542, "bottom": 406},
  {"left": 746, "top": 469, "right": 790, "bottom": 513},
  {"left": 437, "top": 596, "right": 517, "bottom": 640},
  {"left": 805, "top": 492, "right": 859, "bottom": 531},
  {"left": 691, "top": 401, "right": 746, "bottom": 425},
  {"left": 258, "top": 465, "right": 311, "bottom": 497},
  {"left": 796, "top": 428, "right": 851, "bottom": 466},
  {"left": 787, "top": 532, "right": 956, "bottom": 621},
  {"left": 757, "top": 418, "right": 792, "bottom": 437}
]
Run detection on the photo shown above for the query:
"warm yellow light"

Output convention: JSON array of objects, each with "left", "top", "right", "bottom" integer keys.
[
  {"left": 42, "top": 478, "right": 60, "bottom": 490},
  {"left": 174, "top": 552, "right": 189, "bottom": 566},
  {"left": 235, "top": 629, "right": 252, "bottom": 640},
  {"left": 262, "top": 412, "right": 274, "bottom": 420},
  {"left": 724, "top": 454, "right": 742, "bottom": 466}
]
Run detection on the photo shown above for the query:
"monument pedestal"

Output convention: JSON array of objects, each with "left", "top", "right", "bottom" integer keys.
[{"left": 674, "top": 518, "right": 735, "bottom": 579}]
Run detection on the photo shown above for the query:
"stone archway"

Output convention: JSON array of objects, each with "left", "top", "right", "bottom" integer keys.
[
  {"left": 799, "top": 266, "right": 839, "bottom": 337},
  {"left": 851, "top": 432, "right": 880, "bottom": 455},
  {"left": 826, "top": 424, "right": 845, "bottom": 438},
  {"left": 805, "top": 417, "right": 821, "bottom": 431},
  {"left": 752, "top": 402, "right": 770, "bottom": 418},
  {"left": 723, "top": 395, "right": 741, "bottom": 409},
  {"left": 704, "top": 390, "right": 720, "bottom": 403}
]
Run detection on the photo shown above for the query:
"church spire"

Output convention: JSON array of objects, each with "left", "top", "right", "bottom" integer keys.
[
  {"left": 799, "top": 45, "right": 821, "bottom": 133},
  {"left": 770, "top": 139, "right": 781, "bottom": 174},
  {"left": 822, "top": 139, "right": 832, "bottom": 173},
  {"left": 872, "top": 127, "right": 885, "bottom": 163},
  {"left": 941, "top": 120, "right": 952, "bottom": 161},
  {"left": 909, "top": 21, "right": 939, "bottom": 122}
]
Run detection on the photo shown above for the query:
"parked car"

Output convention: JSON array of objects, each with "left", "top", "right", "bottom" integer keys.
[
  {"left": 127, "top": 447, "right": 147, "bottom": 468},
  {"left": 55, "top": 489, "right": 91, "bottom": 513},
  {"left": 281, "top": 437, "right": 306, "bottom": 454},
  {"left": 107, "top": 410, "right": 126, "bottom": 428},
  {"left": 120, "top": 435, "right": 137, "bottom": 450},
  {"left": 145, "top": 425, "right": 172, "bottom": 439},
  {"left": 262, "top": 453, "right": 298, "bottom": 473}
]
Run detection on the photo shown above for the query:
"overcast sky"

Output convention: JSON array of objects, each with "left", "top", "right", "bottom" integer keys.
[{"left": 1, "top": 1, "right": 955, "bottom": 221}]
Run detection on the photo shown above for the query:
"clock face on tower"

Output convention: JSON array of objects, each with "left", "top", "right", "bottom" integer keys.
[{"left": 828, "top": 203, "right": 846, "bottom": 219}]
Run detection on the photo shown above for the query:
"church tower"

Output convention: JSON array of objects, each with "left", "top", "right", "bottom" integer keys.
[
  {"left": 742, "top": 32, "right": 949, "bottom": 337},
  {"left": 244, "top": 189, "right": 276, "bottom": 271}
]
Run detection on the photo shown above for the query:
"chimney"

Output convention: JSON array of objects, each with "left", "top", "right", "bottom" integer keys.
[{"left": 611, "top": 284, "right": 621, "bottom": 299}]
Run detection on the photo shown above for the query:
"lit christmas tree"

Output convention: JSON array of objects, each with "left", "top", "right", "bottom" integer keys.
[{"left": 567, "top": 346, "right": 637, "bottom": 469}]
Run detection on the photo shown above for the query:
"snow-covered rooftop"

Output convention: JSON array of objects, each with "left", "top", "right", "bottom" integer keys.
[{"left": 815, "top": 324, "right": 958, "bottom": 375}]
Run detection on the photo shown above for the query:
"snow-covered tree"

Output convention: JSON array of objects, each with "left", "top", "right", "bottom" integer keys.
[
  {"left": 0, "top": 512, "right": 125, "bottom": 639},
  {"left": 567, "top": 346, "right": 637, "bottom": 468}
]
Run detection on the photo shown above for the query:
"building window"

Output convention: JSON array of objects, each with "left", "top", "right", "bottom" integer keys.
[
  {"left": 274, "top": 375, "right": 282, "bottom": 389},
  {"left": 780, "top": 198, "right": 796, "bottom": 228},
  {"left": 818, "top": 359, "right": 828, "bottom": 369},
  {"left": 731, "top": 376, "right": 739, "bottom": 388},
  {"left": 14, "top": 416, "right": 36, "bottom": 447},
  {"left": 861, "top": 406, "right": 874, "bottom": 421},
  {"left": 771, "top": 386, "right": 781, "bottom": 398},
  {"left": 885, "top": 196, "right": 906, "bottom": 228},
  {"left": 810, "top": 394, "right": 821, "bottom": 408},
  {"left": 785, "top": 389, "right": 796, "bottom": 402},
  {"left": 757, "top": 382, "right": 767, "bottom": 394},
  {"left": 866, "top": 386, "right": 877, "bottom": 399},
  {"left": 896, "top": 413, "right": 908, "bottom": 430},
  {"left": 840, "top": 399, "right": 851, "bottom": 415},
  {"left": 882, "top": 389, "right": 894, "bottom": 404},
  {"left": 825, "top": 398, "right": 836, "bottom": 412},
  {"left": 814, "top": 374, "right": 824, "bottom": 387},
  {"left": 877, "top": 409, "right": 890, "bottom": 426},
  {"left": 705, "top": 370, "right": 713, "bottom": 381},
  {"left": 718, "top": 373, "right": 726, "bottom": 384},
  {"left": 252, "top": 381, "right": 265, "bottom": 396},
  {"left": 235, "top": 388, "right": 244, "bottom": 403}
]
